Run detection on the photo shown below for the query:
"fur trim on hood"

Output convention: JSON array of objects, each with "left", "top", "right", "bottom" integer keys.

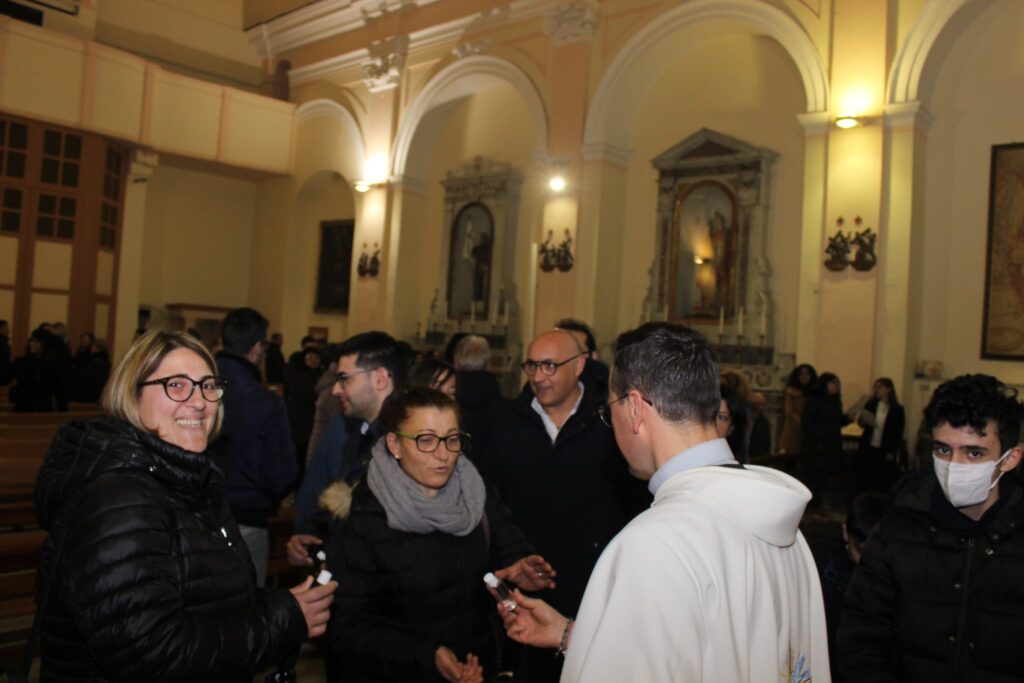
[{"left": 318, "top": 480, "right": 354, "bottom": 520}]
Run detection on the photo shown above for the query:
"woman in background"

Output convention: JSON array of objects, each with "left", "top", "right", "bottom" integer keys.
[
  {"left": 801, "top": 372, "right": 852, "bottom": 507},
  {"left": 780, "top": 363, "right": 817, "bottom": 453},
  {"left": 856, "top": 377, "right": 906, "bottom": 493}
]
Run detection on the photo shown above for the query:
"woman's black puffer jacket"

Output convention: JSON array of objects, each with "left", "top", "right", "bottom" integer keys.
[
  {"left": 33, "top": 417, "right": 307, "bottom": 682},
  {"left": 324, "top": 477, "right": 534, "bottom": 683}
]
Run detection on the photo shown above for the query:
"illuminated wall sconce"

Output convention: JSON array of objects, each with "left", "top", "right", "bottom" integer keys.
[
  {"left": 549, "top": 176, "right": 567, "bottom": 192},
  {"left": 835, "top": 115, "right": 861, "bottom": 129},
  {"left": 354, "top": 180, "right": 387, "bottom": 193}
]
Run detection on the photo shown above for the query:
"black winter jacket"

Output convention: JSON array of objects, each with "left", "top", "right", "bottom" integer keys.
[
  {"left": 483, "top": 378, "right": 650, "bottom": 616},
  {"left": 34, "top": 418, "right": 307, "bottom": 682},
  {"left": 836, "top": 470, "right": 1024, "bottom": 683},
  {"left": 325, "top": 477, "right": 533, "bottom": 683},
  {"left": 856, "top": 398, "right": 906, "bottom": 455}
]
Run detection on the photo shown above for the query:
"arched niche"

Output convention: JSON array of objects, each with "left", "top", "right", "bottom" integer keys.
[
  {"left": 428, "top": 157, "right": 522, "bottom": 339},
  {"left": 645, "top": 129, "right": 777, "bottom": 346}
]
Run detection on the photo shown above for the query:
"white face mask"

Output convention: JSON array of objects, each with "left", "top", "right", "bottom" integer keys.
[{"left": 933, "top": 449, "right": 1012, "bottom": 509}]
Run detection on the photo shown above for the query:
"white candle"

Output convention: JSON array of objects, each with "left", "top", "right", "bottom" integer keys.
[
  {"left": 469, "top": 304, "right": 475, "bottom": 324},
  {"left": 737, "top": 307, "right": 745, "bottom": 336},
  {"left": 502, "top": 302, "right": 509, "bottom": 327},
  {"left": 760, "top": 304, "right": 767, "bottom": 337},
  {"left": 718, "top": 306, "right": 725, "bottom": 335}
]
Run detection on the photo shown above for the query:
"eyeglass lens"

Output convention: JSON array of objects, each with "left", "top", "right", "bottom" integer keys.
[
  {"left": 164, "top": 377, "right": 225, "bottom": 402},
  {"left": 414, "top": 433, "right": 464, "bottom": 453}
]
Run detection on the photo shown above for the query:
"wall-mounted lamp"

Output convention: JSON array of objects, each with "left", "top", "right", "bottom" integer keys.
[
  {"left": 354, "top": 180, "right": 387, "bottom": 193},
  {"left": 549, "top": 176, "right": 566, "bottom": 192},
  {"left": 835, "top": 115, "right": 861, "bottom": 129}
]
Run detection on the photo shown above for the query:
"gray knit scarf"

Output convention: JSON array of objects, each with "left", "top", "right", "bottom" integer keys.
[{"left": 367, "top": 438, "right": 486, "bottom": 536}]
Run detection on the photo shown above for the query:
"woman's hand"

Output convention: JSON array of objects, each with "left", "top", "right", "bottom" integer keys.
[
  {"left": 435, "top": 647, "right": 484, "bottom": 683},
  {"left": 498, "top": 589, "right": 569, "bottom": 650},
  {"left": 289, "top": 576, "right": 337, "bottom": 638},
  {"left": 286, "top": 534, "right": 322, "bottom": 567},
  {"left": 494, "top": 554, "right": 556, "bottom": 592}
]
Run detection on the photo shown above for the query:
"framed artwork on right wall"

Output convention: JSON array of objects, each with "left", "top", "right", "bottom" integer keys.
[{"left": 982, "top": 142, "right": 1024, "bottom": 360}]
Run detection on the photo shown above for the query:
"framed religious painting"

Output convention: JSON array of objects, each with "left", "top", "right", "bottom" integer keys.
[
  {"left": 982, "top": 142, "right": 1024, "bottom": 360},
  {"left": 446, "top": 202, "right": 494, "bottom": 321},
  {"left": 315, "top": 219, "right": 355, "bottom": 314}
]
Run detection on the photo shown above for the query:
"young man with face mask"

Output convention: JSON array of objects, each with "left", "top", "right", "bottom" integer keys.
[{"left": 837, "top": 373, "right": 1024, "bottom": 683}]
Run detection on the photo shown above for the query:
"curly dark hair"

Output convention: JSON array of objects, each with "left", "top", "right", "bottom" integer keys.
[{"left": 923, "top": 374, "right": 1023, "bottom": 452}]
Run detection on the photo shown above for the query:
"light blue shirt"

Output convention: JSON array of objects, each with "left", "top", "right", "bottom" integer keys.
[{"left": 648, "top": 437, "right": 737, "bottom": 495}]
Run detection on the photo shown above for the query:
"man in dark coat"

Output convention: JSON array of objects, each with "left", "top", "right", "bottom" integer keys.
[
  {"left": 216, "top": 307, "right": 297, "bottom": 586},
  {"left": 452, "top": 334, "right": 510, "bottom": 469},
  {"left": 837, "top": 373, "right": 1024, "bottom": 683},
  {"left": 265, "top": 332, "right": 286, "bottom": 384},
  {"left": 484, "top": 329, "right": 649, "bottom": 682}
]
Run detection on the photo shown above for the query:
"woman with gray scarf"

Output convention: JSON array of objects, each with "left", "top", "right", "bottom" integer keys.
[{"left": 322, "top": 387, "right": 555, "bottom": 683}]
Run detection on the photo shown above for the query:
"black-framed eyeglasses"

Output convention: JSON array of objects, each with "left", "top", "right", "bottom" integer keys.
[
  {"left": 335, "top": 368, "right": 374, "bottom": 386},
  {"left": 138, "top": 375, "right": 227, "bottom": 403},
  {"left": 596, "top": 392, "right": 654, "bottom": 428},
  {"left": 394, "top": 431, "right": 469, "bottom": 454},
  {"left": 521, "top": 354, "right": 580, "bottom": 377}
]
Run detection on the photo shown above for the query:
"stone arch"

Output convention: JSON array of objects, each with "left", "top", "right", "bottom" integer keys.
[
  {"left": 294, "top": 98, "right": 366, "bottom": 186},
  {"left": 583, "top": 0, "right": 828, "bottom": 154},
  {"left": 887, "top": 0, "right": 993, "bottom": 105},
  {"left": 390, "top": 55, "right": 548, "bottom": 179}
]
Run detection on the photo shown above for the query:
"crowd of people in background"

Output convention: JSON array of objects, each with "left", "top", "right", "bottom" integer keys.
[
  {"left": 12, "top": 309, "right": 1024, "bottom": 683},
  {"left": 1, "top": 320, "right": 111, "bottom": 411}
]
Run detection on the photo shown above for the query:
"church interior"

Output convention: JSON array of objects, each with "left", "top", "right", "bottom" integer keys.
[{"left": 1, "top": 0, "right": 1022, "bottom": 453}]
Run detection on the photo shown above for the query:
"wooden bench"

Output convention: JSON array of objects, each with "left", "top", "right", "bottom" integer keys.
[{"left": 0, "top": 529, "right": 46, "bottom": 676}]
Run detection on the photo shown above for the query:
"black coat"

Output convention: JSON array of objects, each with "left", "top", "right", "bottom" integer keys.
[
  {"left": 325, "top": 477, "right": 533, "bottom": 683},
  {"left": 483, "top": 379, "right": 650, "bottom": 616},
  {"left": 836, "top": 470, "right": 1024, "bottom": 683},
  {"left": 802, "top": 393, "right": 851, "bottom": 457},
  {"left": 455, "top": 370, "right": 511, "bottom": 470},
  {"left": 34, "top": 418, "right": 306, "bottom": 682},
  {"left": 216, "top": 351, "right": 297, "bottom": 525},
  {"left": 857, "top": 398, "right": 906, "bottom": 455}
]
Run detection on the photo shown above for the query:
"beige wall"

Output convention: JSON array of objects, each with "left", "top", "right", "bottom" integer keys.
[
  {"left": 920, "top": 0, "right": 1024, "bottom": 383},
  {"left": 141, "top": 165, "right": 257, "bottom": 312}
]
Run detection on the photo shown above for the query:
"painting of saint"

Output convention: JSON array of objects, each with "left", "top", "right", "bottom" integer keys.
[
  {"left": 669, "top": 182, "right": 737, "bottom": 320},
  {"left": 448, "top": 202, "right": 494, "bottom": 320}
]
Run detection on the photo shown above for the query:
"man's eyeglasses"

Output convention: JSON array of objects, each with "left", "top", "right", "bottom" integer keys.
[
  {"left": 335, "top": 368, "right": 374, "bottom": 386},
  {"left": 596, "top": 392, "right": 654, "bottom": 428},
  {"left": 394, "top": 431, "right": 469, "bottom": 453},
  {"left": 138, "top": 375, "right": 227, "bottom": 403},
  {"left": 521, "top": 354, "right": 580, "bottom": 377}
]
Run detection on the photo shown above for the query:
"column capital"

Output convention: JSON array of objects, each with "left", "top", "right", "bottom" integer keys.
[
  {"left": 129, "top": 150, "right": 159, "bottom": 183},
  {"left": 884, "top": 101, "right": 934, "bottom": 133},
  {"left": 362, "top": 35, "right": 408, "bottom": 93},
  {"left": 543, "top": 1, "right": 599, "bottom": 45},
  {"left": 796, "top": 111, "right": 831, "bottom": 136}
]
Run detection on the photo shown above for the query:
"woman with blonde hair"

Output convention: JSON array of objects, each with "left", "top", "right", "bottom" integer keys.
[{"left": 31, "top": 330, "right": 335, "bottom": 682}]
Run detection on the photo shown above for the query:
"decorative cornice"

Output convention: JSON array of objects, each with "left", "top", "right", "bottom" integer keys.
[
  {"left": 247, "top": 0, "right": 441, "bottom": 60},
  {"left": 883, "top": 101, "right": 934, "bottom": 133},
  {"left": 282, "top": 0, "right": 554, "bottom": 85},
  {"left": 362, "top": 35, "right": 409, "bottom": 92},
  {"left": 581, "top": 142, "right": 631, "bottom": 166},
  {"left": 543, "top": 1, "right": 599, "bottom": 45},
  {"left": 796, "top": 111, "right": 831, "bottom": 136}
]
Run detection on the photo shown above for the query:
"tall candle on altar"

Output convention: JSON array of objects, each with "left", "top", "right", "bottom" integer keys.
[
  {"left": 737, "top": 307, "right": 745, "bottom": 337},
  {"left": 759, "top": 303, "right": 767, "bottom": 337},
  {"left": 718, "top": 306, "right": 725, "bottom": 335},
  {"left": 469, "top": 304, "right": 475, "bottom": 324}
]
